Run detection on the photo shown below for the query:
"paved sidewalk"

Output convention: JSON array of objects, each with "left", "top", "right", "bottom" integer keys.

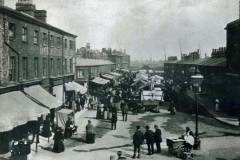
[{"left": 186, "top": 90, "right": 240, "bottom": 127}]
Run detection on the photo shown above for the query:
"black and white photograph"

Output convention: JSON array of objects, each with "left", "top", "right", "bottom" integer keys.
[{"left": 0, "top": 0, "right": 240, "bottom": 160}]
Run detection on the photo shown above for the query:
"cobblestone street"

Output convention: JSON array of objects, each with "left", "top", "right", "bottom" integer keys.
[{"left": 25, "top": 107, "right": 240, "bottom": 160}]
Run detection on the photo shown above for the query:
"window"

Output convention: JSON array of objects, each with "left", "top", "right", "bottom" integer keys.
[
  {"left": 70, "top": 58, "right": 73, "bottom": 73},
  {"left": 69, "top": 40, "right": 75, "bottom": 50},
  {"left": 34, "top": 57, "right": 39, "bottom": 77},
  {"left": 22, "top": 27, "right": 28, "bottom": 42},
  {"left": 64, "top": 39, "right": 67, "bottom": 49},
  {"left": 42, "top": 58, "right": 47, "bottom": 76},
  {"left": 50, "top": 35, "right": 54, "bottom": 47},
  {"left": 9, "top": 56, "right": 16, "bottom": 81},
  {"left": 57, "top": 37, "right": 61, "bottom": 48},
  {"left": 64, "top": 59, "right": 67, "bottom": 74},
  {"left": 77, "top": 70, "right": 83, "bottom": 79},
  {"left": 33, "top": 30, "right": 39, "bottom": 45},
  {"left": 22, "top": 57, "right": 28, "bottom": 80},
  {"left": 9, "top": 23, "right": 16, "bottom": 40},
  {"left": 57, "top": 58, "right": 61, "bottom": 75},
  {"left": 42, "top": 32, "right": 48, "bottom": 46},
  {"left": 50, "top": 58, "right": 54, "bottom": 75}
]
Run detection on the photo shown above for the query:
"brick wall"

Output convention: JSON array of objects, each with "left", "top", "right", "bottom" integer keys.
[{"left": 0, "top": 14, "right": 9, "bottom": 86}]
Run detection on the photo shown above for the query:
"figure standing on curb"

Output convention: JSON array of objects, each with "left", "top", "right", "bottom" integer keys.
[
  {"left": 132, "top": 126, "right": 144, "bottom": 159},
  {"left": 121, "top": 100, "right": 128, "bottom": 121},
  {"left": 144, "top": 126, "right": 154, "bottom": 155},
  {"left": 111, "top": 106, "right": 118, "bottom": 130},
  {"left": 154, "top": 125, "right": 162, "bottom": 153}
]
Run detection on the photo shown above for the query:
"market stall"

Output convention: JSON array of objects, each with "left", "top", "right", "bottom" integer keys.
[{"left": 0, "top": 91, "right": 49, "bottom": 154}]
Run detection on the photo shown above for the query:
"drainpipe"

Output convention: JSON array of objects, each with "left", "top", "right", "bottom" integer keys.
[
  {"left": 48, "top": 30, "right": 50, "bottom": 79},
  {"left": 62, "top": 35, "right": 65, "bottom": 106},
  {"left": 3, "top": 15, "right": 21, "bottom": 84}
]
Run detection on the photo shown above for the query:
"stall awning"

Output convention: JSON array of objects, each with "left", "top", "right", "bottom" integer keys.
[
  {"left": 91, "top": 77, "right": 110, "bottom": 85},
  {"left": 24, "top": 85, "right": 62, "bottom": 109},
  {"left": 56, "top": 108, "right": 74, "bottom": 128},
  {"left": 65, "top": 81, "right": 87, "bottom": 94},
  {"left": 120, "top": 69, "right": 129, "bottom": 73},
  {"left": 71, "top": 81, "right": 87, "bottom": 94},
  {"left": 53, "top": 85, "right": 64, "bottom": 102},
  {"left": 0, "top": 91, "right": 49, "bottom": 132},
  {"left": 109, "top": 72, "right": 122, "bottom": 77},
  {"left": 101, "top": 74, "right": 115, "bottom": 80}
]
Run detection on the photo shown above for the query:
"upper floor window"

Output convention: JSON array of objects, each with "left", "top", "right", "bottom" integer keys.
[
  {"left": 42, "top": 57, "right": 47, "bottom": 76},
  {"left": 42, "top": 32, "right": 48, "bottom": 46},
  {"left": 70, "top": 58, "right": 73, "bottom": 73},
  {"left": 57, "top": 37, "right": 61, "bottom": 49},
  {"left": 22, "top": 57, "right": 28, "bottom": 80},
  {"left": 9, "top": 23, "right": 16, "bottom": 40},
  {"left": 9, "top": 56, "right": 16, "bottom": 81},
  {"left": 77, "top": 70, "right": 83, "bottom": 79},
  {"left": 50, "top": 58, "right": 54, "bottom": 75},
  {"left": 64, "top": 58, "right": 67, "bottom": 74},
  {"left": 69, "top": 40, "right": 75, "bottom": 50},
  {"left": 50, "top": 35, "right": 54, "bottom": 47},
  {"left": 33, "top": 30, "right": 39, "bottom": 45},
  {"left": 57, "top": 58, "right": 61, "bottom": 75},
  {"left": 34, "top": 57, "right": 39, "bottom": 77},
  {"left": 64, "top": 39, "right": 67, "bottom": 49},
  {"left": 22, "top": 27, "right": 28, "bottom": 42}
]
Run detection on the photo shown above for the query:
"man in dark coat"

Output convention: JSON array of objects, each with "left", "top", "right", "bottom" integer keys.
[
  {"left": 132, "top": 126, "right": 144, "bottom": 159},
  {"left": 80, "top": 95, "right": 86, "bottom": 110},
  {"left": 111, "top": 107, "right": 118, "bottom": 130},
  {"left": 154, "top": 125, "right": 162, "bottom": 153},
  {"left": 121, "top": 101, "right": 128, "bottom": 121},
  {"left": 144, "top": 126, "right": 155, "bottom": 155}
]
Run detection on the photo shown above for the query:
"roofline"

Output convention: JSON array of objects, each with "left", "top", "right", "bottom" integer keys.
[
  {"left": 76, "top": 64, "right": 115, "bottom": 67},
  {"left": 0, "top": 6, "right": 77, "bottom": 38},
  {"left": 225, "top": 19, "right": 240, "bottom": 30}
]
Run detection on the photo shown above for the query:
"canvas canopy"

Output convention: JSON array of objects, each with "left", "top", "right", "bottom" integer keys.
[
  {"left": 101, "top": 74, "right": 115, "bottom": 80},
  {"left": 91, "top": 77, "right": 110, "bottom": 85},
  {"left": 0, "top": 91, "right": 49, "bottom": 132},
  {"left": 53, "top": 85, "right": 64, "bottom": 102},
  {"left": 65, "top": 81, "right": 87, "bottom": 94},
  {"left": 109, "top": 72, "right": 122, "bottom": 77},
  {"left": 56, "top": 109, "right": 74, "bottom": 128},
  {"left": 24, "top": 85, "right": 62, "bottom": 109}
]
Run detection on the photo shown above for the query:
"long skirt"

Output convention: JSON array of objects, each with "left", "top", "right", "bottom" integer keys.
[
  {"left": 86, "top": 133, "right": 95, "bottom": 144},
  {"left": 53, "top": 140, "right": 65, "bottom": 153}
]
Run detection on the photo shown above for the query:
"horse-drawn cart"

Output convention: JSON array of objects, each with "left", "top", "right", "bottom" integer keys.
[{"left": 141, "top": 88, "right": 163, "bottom": 111}]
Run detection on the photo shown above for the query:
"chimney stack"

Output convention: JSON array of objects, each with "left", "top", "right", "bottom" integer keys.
[
  {"left": 0, "top": 0, "right": 4, "bottom": 6},
  {"left": 34, "top": 10, "right": 47, "bottom": 22},
  {"left": 16, "top": 0, "right": 36, "bottom": 16}
]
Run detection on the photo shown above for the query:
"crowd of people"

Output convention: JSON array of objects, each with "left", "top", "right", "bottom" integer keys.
[
  {"left": 33, "top": 70, "right": 195, "bottom": 159},
  {"left": 132, "top": 125, "right": 162, "bottom": 159}
]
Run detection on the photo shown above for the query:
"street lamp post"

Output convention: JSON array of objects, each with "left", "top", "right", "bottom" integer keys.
[{"left": 191, "top": 74, "right": 204, "bottom": 150}]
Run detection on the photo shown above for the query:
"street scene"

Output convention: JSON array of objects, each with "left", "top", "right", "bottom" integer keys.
[{"left": 1, "top": 0, "right": 240, "bottom": 160}]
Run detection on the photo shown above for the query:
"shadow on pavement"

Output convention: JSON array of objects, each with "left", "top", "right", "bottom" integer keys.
[{"left": 73, "top": 144, "right": 132, "bottom": 153}]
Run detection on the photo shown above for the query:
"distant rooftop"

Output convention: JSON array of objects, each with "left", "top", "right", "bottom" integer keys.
[{"left": 75, "top": 58, "right": 114, "bottom": 67}]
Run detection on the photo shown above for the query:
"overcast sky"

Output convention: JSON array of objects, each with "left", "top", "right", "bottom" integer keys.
[{"left": 5, "top": 0, "right": 239, "bottom": 60}]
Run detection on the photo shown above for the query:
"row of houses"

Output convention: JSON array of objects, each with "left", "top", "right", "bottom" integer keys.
[
  {"left": 0, "top": 0, "right": 76, "bottom": 94},
  {"left": 77, "top": 43, "right": 130, "bottom": 70},
  {"left": 164, "top": 16, "right": 240, "bottom": 113},
  {"left": 0, "top": 0, "right": 130, "bottom": 154}
]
